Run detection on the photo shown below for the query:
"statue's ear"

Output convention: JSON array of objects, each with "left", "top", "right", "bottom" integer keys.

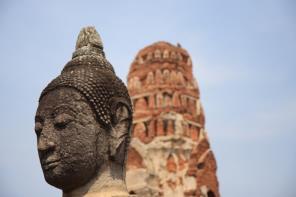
[{"left": 109, "top": 98, "right": 132, "bottom": 164}]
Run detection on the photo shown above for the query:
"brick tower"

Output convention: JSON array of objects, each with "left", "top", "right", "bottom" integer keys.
[{"left": 126, "top": 42, "right": 219, "bottom": 197}]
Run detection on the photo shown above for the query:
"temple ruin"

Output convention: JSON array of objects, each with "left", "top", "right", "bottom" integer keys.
[{"left": 126, "top": 41, "right": 220, "bottom": 197}]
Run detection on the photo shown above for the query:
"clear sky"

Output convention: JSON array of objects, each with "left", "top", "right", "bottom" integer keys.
[{"left": 0, "top": 0, "right": 295, "bottom": 196}]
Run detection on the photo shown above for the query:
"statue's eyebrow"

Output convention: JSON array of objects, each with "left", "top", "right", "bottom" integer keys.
[{"left": 52, "top": 105, "right": 78, "bottom": 118}]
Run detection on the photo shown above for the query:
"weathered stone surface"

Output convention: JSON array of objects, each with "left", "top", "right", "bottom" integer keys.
[
  {"left": 35, "top": 27, "right": 133, "bottom": 197},
  {"left": 126, "top": 42, "right": 219, "bottom": 196}
]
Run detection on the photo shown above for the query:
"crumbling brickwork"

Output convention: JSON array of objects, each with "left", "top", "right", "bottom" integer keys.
[{"left": 126, "top": 42, "right": 219, "bottom": 197}]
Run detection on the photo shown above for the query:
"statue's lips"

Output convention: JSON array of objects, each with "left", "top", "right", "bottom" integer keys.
[{"left": 42, "top": 159, "right": 61, "bottom": 170}]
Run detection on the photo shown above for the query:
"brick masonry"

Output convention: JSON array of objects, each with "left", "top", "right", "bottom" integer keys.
[{"left": 126, "top": 42, "right": 219, "bottom": 197}]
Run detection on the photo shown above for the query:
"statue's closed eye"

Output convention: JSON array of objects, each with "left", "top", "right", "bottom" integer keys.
[{"left": 54, "top": 114, "right": 73, "bottom": 130}]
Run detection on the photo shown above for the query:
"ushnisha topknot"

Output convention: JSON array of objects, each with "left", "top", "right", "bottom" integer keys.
[
  {"left": 65, "top": 26, "right": 115, "bottom": 73},
  {"left": 40, "top": 26, "right": 132, "bottom": 127},
  {"left": 75, "top": 26, "right": 103, "bottom": 51},
  {"left": 72, "top": 26, "right": 105, "bottom": 58}
]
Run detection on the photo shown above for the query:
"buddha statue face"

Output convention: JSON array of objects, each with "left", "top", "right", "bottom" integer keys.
[
  {"left": 35, "top": 87, "right": 109, "bottom": 191},
  {"left": 34, "top": 26, "right": 132, "bottom": 194}
]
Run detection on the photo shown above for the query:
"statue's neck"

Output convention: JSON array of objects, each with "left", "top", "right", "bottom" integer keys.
[{"left": 63, "top": 162, "right": 129, "bottom": 197}]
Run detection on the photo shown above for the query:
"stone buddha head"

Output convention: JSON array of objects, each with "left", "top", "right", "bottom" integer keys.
[{"left": 34, "top": 27, "right": 133, "bottom": 195}]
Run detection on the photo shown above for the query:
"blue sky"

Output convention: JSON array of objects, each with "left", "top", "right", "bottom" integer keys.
[{"left": 0, "top": 0, "right": 295, "bottom": 196}]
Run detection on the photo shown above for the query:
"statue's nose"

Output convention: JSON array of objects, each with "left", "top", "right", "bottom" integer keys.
[
  {"left": 37, "top": 121, "right": 56, "bottom": 153},
  {"left": 38, "top": 137, "right": 55, "bottom": 153}
]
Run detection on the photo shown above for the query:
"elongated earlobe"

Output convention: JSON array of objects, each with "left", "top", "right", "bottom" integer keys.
[{"left": 109, "top": 104, "right": 132, "bottom": 164}]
